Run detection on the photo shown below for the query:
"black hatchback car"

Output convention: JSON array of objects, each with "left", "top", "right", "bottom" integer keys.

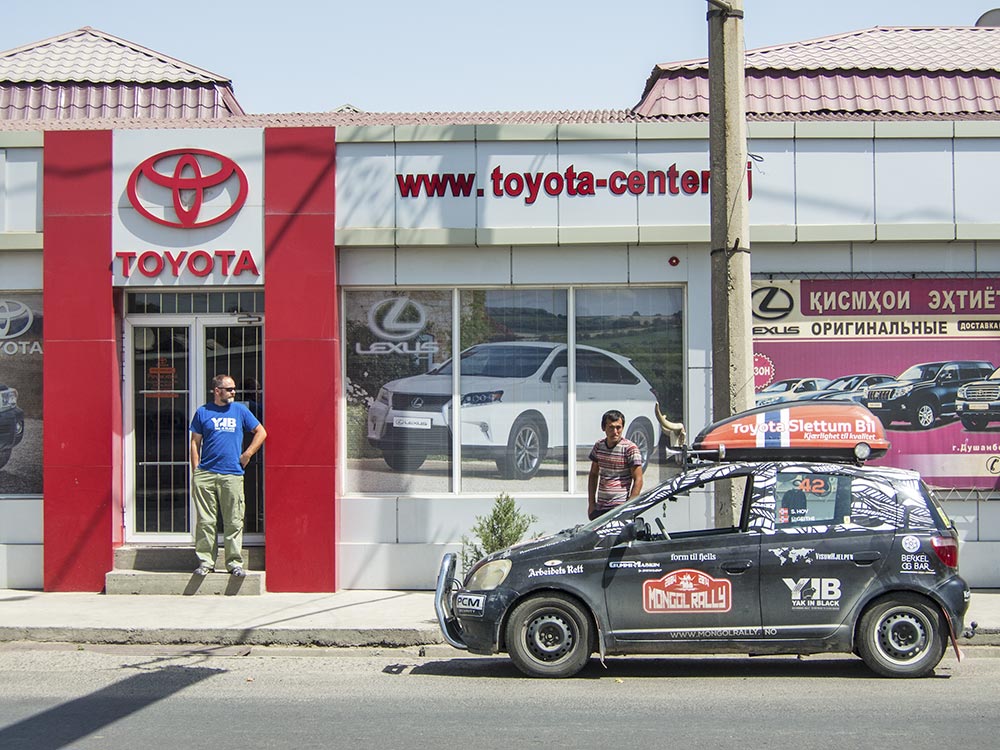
[
  {"left": 436, "top": 404, "right": 971, "bottom": 678},
  {"left": 0, "top": 384, "right": 25, "bottom": 470}
]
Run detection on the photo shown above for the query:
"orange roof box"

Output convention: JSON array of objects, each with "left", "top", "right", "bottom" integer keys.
[{"left": 692, "top": 402, "right": 890, "bottom": 463}]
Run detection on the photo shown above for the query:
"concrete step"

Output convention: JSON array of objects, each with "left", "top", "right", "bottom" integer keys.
[
  {"left": 105, "top": 569, "right": 265, "bottom": 596},
  {"left": 113, "top": 546, "right": 265, "bottom": 572}
]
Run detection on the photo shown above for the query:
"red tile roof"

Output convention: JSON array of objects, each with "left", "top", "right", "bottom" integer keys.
[
  {"left": 0, "top": 27, "right": 244, "bottom": 120},
  {"left": 635, "top": 26, "right": 1000, "bottom": 120}
]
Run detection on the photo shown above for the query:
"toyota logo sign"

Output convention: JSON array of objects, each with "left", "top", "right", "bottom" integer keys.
[
  {"left": 126, "top": 149, "right": 249, "bottom": 229},
  {"left": 0, "top": 299, "right": 33, "bottom": 341}
]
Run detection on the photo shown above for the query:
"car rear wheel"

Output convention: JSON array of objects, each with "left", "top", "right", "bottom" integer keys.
[
  {"left": 505, "top": 593, "right": 592, "bottom": 678},
  {"left": 626, "top": 418, "right": 655, "bottom": 470},
  {"left": 857, "top": 594, "right": 946, "bottom": 678},
  {"left": 382, "top": 448, "right": 427, "bottom": 472},
  {"left": 911, "top": 400, "right": 938, "bottom": 429},
  {"left": 498, "top": 415, "right": 545, "bottom": 480},
  {"left": 961, "top": 415, "right": 989, "bottom": 431}
]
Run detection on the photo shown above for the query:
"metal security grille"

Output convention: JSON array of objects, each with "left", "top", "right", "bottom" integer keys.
[
  {"left": 127, "top": 291, "right": 264, "bottom": 315},
  {"left": 133, "top": 326, "right": 191, "bottom": 533},
  {"left": 203, "top": 325, "right": 265, "bottom": 534}
]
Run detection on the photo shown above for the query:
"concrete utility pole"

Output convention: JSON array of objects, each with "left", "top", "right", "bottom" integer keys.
[{"left": 707, "top": 0, "right": 752, "bottom": 525}]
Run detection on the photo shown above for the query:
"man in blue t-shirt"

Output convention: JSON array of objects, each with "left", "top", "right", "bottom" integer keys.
[{"left": 189, "top": 374, "right": 267, "bottom": 577}]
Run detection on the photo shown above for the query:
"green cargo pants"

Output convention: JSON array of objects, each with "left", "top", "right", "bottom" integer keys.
[{"left": 192, "top": 468, "right": 245, "bottom": 571}]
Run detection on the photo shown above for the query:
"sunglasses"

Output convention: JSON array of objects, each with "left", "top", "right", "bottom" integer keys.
[{"left": 216, "top": 386, "right": 237, "bottom": 392}]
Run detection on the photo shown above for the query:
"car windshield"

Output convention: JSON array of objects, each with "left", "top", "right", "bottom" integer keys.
[
  {"left": 898, "top": 364, "right": 941, "bottom": 381},
  {"left": 826, "top": 375, "right": 859, "bottom": 391},
  {"left": 434, "top": 345, "right": 553, "bottom": 379},
  {"left": 760, "top": 380, "right": 795, "bottom": 393}
]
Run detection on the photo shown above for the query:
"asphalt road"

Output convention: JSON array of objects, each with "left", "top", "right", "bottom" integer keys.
[{"left": 0, "top": 643, "right": 997, "bottom": 750}]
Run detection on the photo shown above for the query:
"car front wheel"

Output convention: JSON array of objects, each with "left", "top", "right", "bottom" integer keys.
[
  {"left": 857, "top": 594, "right": 946, "bottom": 678},
  {"left": 505, "top": 593, "right": 592, "bottom": 678},
  {"left": 498, "top": 415, "right": 545, "bottom": 480},
  {"left": 961, "top": 415, "right": 989, "bottom": 431},
  {"left": 382, "top": 448, "right": 427, "bottom": 472},
  {"left": 911, "top": 400, "right": 938, "bottom": 429}
]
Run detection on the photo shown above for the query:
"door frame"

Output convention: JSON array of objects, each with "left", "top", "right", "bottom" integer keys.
[{"left": 123, "top": 314, "right": 264, "bottom": 543}]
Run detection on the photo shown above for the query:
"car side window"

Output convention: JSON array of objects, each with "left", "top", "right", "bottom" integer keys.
[
  {"left": 635, "top": 472, "right": 753, "bottom": 538},
  {"left": 776, "top": 471, "right": 851, "bottom": 527},
  {"left": 576, "top": 350, "right": 640, "bottom": 385},
  {"left": 938, "top": 365, "right": 958, "bottom": 382},
  {"left": 775, "top": 470, "right": 898, "bottom": 529}
]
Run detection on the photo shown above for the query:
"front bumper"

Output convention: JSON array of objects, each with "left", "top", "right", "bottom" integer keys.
[
  {"left": 434, "top": 553, "right": 517, "bottom": 655},
  {"left": 0, "top": 407, "right": 24, "bottom": 449}
]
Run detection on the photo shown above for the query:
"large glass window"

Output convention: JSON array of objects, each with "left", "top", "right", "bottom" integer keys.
[
  {"left": 344, "top": 291, "right": 454, "bottom": 494},
  {"left": 457, "top": 289, "right": 568, "bottom": 493},
  {"left": 575, "top": 287, "right": 684, "bottom": 488},
  {"left": 343, "top": 286, "right": 684, "bottom": 496}
]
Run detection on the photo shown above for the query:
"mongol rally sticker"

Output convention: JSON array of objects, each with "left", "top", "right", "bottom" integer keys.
[{"left": 642, "top": 569, "right": 731, "bottom": 613}]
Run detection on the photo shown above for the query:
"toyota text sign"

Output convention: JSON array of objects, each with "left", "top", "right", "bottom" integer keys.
[{"left": 113, "top": 130, "right": 264, "bottom": 287}]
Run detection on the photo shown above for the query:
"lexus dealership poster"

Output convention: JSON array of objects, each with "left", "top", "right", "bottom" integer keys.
[{"left": 752, "top": 278, "right": 1000, "bottom": 489}]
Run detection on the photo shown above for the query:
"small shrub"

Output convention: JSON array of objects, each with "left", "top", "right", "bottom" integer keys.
[{"left": 460, "top": 492, "right": 538, "bottom": 573}]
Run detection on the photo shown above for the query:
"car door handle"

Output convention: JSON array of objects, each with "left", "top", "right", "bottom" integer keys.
[
  {"left": 853, "top": 551, "right": 882, "bottom": 566},
  {"left": 722, "top": 560, "right": 753, "bottom": 574}
]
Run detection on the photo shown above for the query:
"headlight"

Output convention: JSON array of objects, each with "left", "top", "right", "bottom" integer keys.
[
  {"left": 957, "top": 386, "right": 967, "bottom": 399},
  {"left": 465, "top": 559, "right": 512, "bottom": 590},
  {"left": 376, "top": 387, "right": 391, "bottom": 406},
  {"left": 893, "top": 384, "right": 913, "bottom": 398},
  {"left": 0, "top": 388, "right": 16, "bottom": 409},
  {"left": 461, "top": 390, "right": 503, "bottom": 406}
]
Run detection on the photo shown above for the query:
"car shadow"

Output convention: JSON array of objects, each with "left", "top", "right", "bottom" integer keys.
[{"left": 405, "top": 654, "right": 943, "bottom": 680}]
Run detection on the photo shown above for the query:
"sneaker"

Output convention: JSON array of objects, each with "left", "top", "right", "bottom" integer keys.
[
  {"left": 230, "top": 566, "right": 246, "bottom": 578},
  {"left": 194, "top": 564, "right": 213, "bottom": 576}
]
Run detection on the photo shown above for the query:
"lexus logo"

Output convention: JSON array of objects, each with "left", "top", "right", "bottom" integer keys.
[
  {"left": 0, "top": 299, "right": 33, "bottom": 340},
  {"left": 410, "top": 398, "right": 425, "bottom": 409},
  {"left": 752, "top": 286, "right": 795, "bottom": 321},
  {"left": 368, "top": 297, "right": 427, "bottom": 341},
  {"left": 126, "top": 149, "right": 248, "bottom": 229}
]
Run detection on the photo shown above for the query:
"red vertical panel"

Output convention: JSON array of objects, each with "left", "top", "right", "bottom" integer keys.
[
  {"left": 42, "top": 130, "right": 120, "bottom": 591},
  {"left": 263, "top": 128, "right": 338, "bottom": 592}
]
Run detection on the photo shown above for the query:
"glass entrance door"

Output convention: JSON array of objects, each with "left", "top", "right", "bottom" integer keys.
[{"left": 126, "top": 315, "right": 264, "bottom": 541}]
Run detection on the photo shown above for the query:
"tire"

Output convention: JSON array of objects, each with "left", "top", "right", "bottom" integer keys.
[
  {"left": 856, "top": 594, "right": 946, "bottom": 678},
  {"left": 961, "top": 415, "right": 989, "bottom": 431},
  {"left": 505, "top": 594, "right": 593, "bottom": 678},
  {"left": 911, "top": 400, "right": 938, "bottom": 429},
  {"left": 498, "top": 415, "right": 545, "bottom": 480},
  {"left": 382, "top": 448, "right": 427, "bottom": 472},
  {"left": 626, "top": 418, "right": 655, "bottom": 470}
]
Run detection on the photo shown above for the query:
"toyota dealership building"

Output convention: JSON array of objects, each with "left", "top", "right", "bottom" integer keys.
[{"left": 2, "top": 25, "right": 1000, "bottom": 592}]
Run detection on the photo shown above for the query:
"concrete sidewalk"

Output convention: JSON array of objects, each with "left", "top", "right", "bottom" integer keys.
[{"left": 1, "top": 588, "right": 998, "bottom": 649}]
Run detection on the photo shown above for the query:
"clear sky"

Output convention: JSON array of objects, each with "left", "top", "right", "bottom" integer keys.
[{"left": 1, "top": 0, "right": 996, "bottom": 114}]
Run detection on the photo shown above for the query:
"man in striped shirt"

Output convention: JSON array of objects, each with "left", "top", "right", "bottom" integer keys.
[{"left": 587, "top": 409, "right": 644, "bottom": 520}]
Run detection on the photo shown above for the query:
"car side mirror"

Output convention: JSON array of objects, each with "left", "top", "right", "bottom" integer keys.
[{"left": 618, "top": 520, "right": 638, "bottom": 543}]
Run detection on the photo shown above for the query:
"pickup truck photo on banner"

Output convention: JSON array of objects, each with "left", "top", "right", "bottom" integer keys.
[
  {"left": 0, "top": 293, "right": 42, "bottom": 495},
  {"left": 751, "top": 278, "right": 1000, "bottom": 489}
]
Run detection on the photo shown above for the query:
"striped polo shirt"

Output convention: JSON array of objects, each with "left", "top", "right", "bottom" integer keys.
[{"left": 590, "top": 437, "right": 642, "bottom": 509}]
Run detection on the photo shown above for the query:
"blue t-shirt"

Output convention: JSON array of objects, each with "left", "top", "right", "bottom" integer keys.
[{"left": 190, "top": 402, "right": 260, "bottom": 476}]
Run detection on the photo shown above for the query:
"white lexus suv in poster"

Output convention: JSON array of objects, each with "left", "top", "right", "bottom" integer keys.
[{"left": 366, "top": 342, "right": 660, "bottom": 479}]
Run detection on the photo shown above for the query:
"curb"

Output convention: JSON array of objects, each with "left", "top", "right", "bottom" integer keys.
[{"left": 0, "top": 627, "right": 446, "bottom": 648}]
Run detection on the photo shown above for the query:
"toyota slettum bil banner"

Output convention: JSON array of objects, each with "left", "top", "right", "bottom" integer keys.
[{"left": 752, "top": 278, "right": 1000, "bottom": 489}]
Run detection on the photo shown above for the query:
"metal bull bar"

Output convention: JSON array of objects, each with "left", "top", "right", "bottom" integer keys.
[{"left": 434, "top": 552, "right": 468, "bottom": 650}]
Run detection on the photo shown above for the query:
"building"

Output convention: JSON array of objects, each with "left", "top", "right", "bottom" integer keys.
[{"left": 1, "top": 24, "right": 999, "bottom": 592}]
